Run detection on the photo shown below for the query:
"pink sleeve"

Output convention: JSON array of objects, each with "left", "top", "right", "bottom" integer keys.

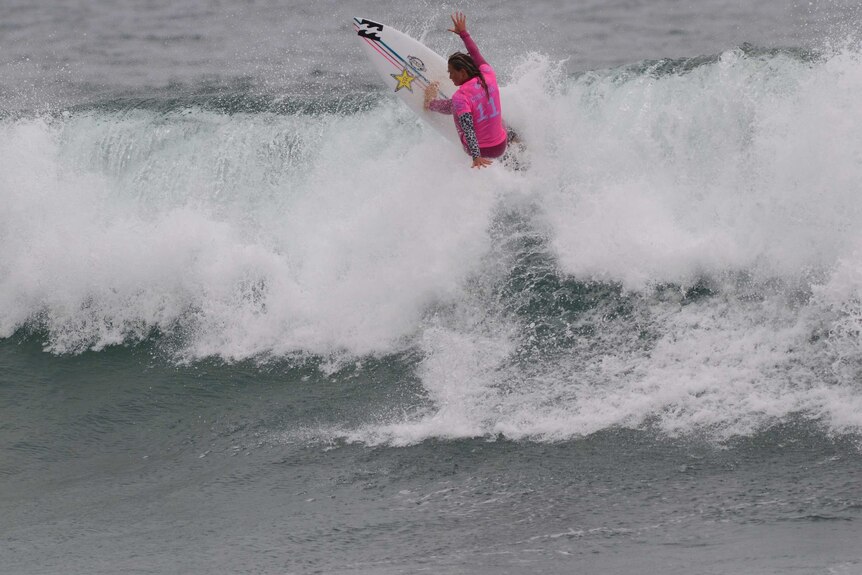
[
  {"left": 459, "top": 32, "right": 488, "bottom": 68},
  {"left": 427, "top": 99, "right": 453, "bottom": 114}
]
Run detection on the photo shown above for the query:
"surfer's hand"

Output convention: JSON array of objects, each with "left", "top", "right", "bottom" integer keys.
[
  {"left": 471, "top": 157, "right": 492, "bottom": 169},
  {"left": 423, "top": 81, "right": 439, "bottom": 109},
  {"left": 448, "top": 12, "right": 467, "bottom": 35}
]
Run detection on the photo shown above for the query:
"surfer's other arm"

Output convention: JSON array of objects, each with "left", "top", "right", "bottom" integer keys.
[
  {"left": 424, "top": 81, "right": 452, "bottom": 113},
  {"left": 458, "top": 112, "right": 492, "bottom": 168}
]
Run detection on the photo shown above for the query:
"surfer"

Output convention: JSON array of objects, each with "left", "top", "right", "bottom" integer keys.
[{"left": 424, "top": 12, "right": 507, "bottom": 169}]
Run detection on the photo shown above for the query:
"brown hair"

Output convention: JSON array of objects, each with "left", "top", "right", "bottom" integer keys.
[{"left": 448, "top": 52, "right": 489, "bottom": 98}]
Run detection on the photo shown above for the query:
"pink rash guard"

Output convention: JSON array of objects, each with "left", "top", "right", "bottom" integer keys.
[{"left": 428, "top": 31, "right": 507, "bottom": 158}]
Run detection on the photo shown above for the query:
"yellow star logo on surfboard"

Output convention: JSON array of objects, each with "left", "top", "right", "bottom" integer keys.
[{"left": 390, "top": 69, "right": 416, "bottom": 93}]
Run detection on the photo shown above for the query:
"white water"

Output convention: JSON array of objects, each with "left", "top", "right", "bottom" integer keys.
[
  {"left": 4, "top": 47, "right": 862, "bottom": 442},
  {"left": 0, "top": 105, "right": 504, "bottom": 357},
  {"left": 374, "top": 48, "right": 862, "bottom": 444}
]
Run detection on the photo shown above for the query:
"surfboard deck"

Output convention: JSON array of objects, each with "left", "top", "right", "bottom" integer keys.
[{"left": 353, "top": 17, "right": 461, "bottom": 143}]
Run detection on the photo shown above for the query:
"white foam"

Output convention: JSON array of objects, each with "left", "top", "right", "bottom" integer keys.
[
  {"left": 5, "top": 46, "right": 862, "bottom": 443},
  {"left": 345, "top": 47, "right": 862, "bottom": 444},
  {"left": 505, "top": 48, "right": 862, "bottom": 289},
  {"left": 0, "top": 105, "right": 505, "bottom": 357}
]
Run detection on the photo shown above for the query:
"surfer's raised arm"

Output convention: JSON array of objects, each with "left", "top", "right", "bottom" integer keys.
[
  {"left": 424, "top": 11, "right": 489, "bottom": 114},
  {"left": 448, "top": 12, "right": 488, "bottom": 68}
]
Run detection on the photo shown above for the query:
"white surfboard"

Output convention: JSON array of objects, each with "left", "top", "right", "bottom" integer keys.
[{"left": 353, "top": 17, "right": 461, "bottom": 143}]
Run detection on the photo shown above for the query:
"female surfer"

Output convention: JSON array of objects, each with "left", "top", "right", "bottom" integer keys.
[{"left": 424, "top": 12, "right": 507, "bottom": 169}]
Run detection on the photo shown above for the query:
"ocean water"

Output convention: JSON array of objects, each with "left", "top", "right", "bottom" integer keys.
[{"left": 3, "top": 1, "right": 862, "bottom": 573}]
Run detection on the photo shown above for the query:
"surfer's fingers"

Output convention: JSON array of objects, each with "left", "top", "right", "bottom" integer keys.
[{"left": 450, "top": 11, "right": 466, "bottom": 31}]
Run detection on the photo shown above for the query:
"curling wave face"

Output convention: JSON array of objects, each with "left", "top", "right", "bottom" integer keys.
[{"left": 3, "top": 45, "right": 862, "bottom": 443}]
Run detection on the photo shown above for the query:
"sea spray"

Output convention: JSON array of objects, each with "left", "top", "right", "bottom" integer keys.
[{"left": 3, "top": 46, "right": 862, "bottom": 442}]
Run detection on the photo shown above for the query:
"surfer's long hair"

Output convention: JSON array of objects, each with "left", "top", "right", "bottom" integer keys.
[{"left": 448, "top": 52, "right": 489, "bottom": 98}]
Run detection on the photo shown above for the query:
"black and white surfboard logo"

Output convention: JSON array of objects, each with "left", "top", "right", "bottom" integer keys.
[
  {"left": 357, "top": 19, "right": 383, "bottom": 41},
  {"left": 407, "top": 56, "right": 426, "bottom": 72}
]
